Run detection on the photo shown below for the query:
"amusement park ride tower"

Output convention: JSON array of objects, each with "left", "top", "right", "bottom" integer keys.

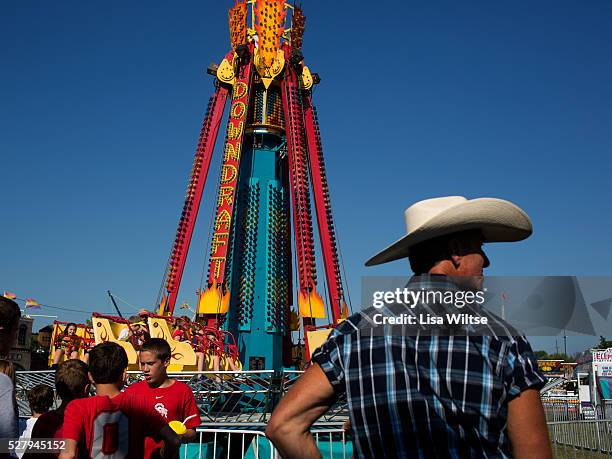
[{"left": 157, "top": 0, "right": 349, "bottom": 371}]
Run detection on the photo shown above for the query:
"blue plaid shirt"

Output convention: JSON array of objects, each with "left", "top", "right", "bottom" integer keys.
[{"left": 312, "top": 275, "right": 545, "bottom": 458}]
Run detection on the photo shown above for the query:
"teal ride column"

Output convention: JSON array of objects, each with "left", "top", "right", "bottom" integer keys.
[{"left": 226, "top": 102, "right": 290, "bottom": 371}]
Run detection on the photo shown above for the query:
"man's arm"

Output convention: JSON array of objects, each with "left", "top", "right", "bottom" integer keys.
[
  {"left": 507, "top": 389, "right": 552, "bottom": 459},
  {"left": 0, "top": 375, "right": 18, "bottom": 438},
  {"left": 157, "top": 424, "right": 181, "bottom": 459},
  {"left": 117, "top": 328, "right": 129, "bottom": 341},
  {"left": 58, "top": 401, "right": 83, "bottom": 459},
  {"left": 181, "top": 429, "right": 197, "bottom": 444},
  {"left": 265, "top": 363, "right": 336, "bottom": 459},
  {"left": 58, "top": 439, "right": 77, "bottom": 459}
]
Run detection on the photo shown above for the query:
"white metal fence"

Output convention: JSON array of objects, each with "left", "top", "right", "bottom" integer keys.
[
  {"left": 180, "top": 428, "right": 350, "bottom": 459},
  {"left": 548, "top": 420, "right": 612, "bottom": 457}
]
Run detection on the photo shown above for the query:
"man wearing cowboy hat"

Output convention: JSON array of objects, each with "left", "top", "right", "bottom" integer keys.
[{"left": 267, "top": 196, "right": 551, "bottom": 458}]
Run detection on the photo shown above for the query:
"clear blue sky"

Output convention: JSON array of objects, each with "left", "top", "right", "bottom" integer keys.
[{"left": 1, "top": 1, "right": 611, "bottom": 354}]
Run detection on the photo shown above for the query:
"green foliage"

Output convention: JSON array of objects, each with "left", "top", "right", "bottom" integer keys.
[
  {"left": 534, "top": 350, "right": 549, "bottom": 360},
  {"left": 599, "top": 336, "right": 612, "bottom": 349}
]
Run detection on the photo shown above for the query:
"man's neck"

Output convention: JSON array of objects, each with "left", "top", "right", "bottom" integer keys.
[
  {"left": 95, "top": 383, "right": 122, "bottom": 397},
  {"left": 149, "top": 376, "right": 174, "bottom": 389},
  {"left": 56, "top": 395, "right": 87, "bottom": 414}
]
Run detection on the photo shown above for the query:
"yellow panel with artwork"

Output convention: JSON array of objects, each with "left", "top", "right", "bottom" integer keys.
[
  {"left": 91, "top": 317, "right": 139, "bottom": 368},
  {"left": 147, "top": 317, "right": 197, "bottom": 371}
]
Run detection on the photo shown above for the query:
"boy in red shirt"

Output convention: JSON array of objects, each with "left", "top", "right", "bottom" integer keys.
[
  {"left": 59, "top": 342, "right": 180, "bottom": 459},
  {"left": 125, "top": 338, "right": 201, "bottom": 458},
  {"left": 24, "top": 360, "right": 90, "bottom": 459}
]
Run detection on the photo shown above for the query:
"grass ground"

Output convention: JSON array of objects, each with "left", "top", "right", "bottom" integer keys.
[{"left": 552, "top": 444, "right": 612, "bottom": 459}]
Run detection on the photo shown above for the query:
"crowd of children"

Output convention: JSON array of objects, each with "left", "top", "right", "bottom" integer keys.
[
  {"left": 0, "top": 297, "right": 214, "bottom": 458},
  {"left": 14, "top": 339, "right": 200, "bottom": 458}
]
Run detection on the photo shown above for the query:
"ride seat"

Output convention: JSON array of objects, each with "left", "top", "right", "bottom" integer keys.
[
  {"left": 147, "top": 317, "right": 197, "bottom": 371},
  {"left": 48, "top": 322, "right": 95, "bottom": 367},
  {"left": 91, "top": 317, "right": 138, "bottom": 366}
]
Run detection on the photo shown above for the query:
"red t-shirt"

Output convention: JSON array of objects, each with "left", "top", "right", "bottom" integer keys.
[
  {"left": 125, "top": 380, "right": 200, "bottom": 458},
  {"left": 63, "top": 392, "right": 167, "bottom": 459}
]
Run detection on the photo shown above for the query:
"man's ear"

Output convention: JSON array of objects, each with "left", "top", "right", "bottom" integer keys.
[
  {"left": 115, "top": 368, "right": 128, "bottom": 389},
  {"left": 163, "top": 358, "right": 171, "bottom": 369}
]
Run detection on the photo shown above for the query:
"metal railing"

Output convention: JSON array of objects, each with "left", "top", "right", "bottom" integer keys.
[
  {"left": 15, "top": 369, "right": 348, "bottom": 424},
  {"left": 15, "top": 370, "right": 56, "bottom": 417},
  {"left": 281, "top": 371, "right": 348, "bottom": 424},
  {"left": 183, "top": 371, "right": 275, "bottom": 425},
  {"left": 15, "top": 369, "right": 276, "bottom": 421},
  {"left": 180, "top": 427, "right": 350, "bottom": 459},
  {"left": 544, "top": 401, "right": 583, "bottom": 422},
  {"left": 548, "top": 420, "right": 612, "bottom": 457}
]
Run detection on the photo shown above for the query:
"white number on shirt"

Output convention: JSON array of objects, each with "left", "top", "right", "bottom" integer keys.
[{"left": 91, "top": 410, "right": 129, "bottom": 459}]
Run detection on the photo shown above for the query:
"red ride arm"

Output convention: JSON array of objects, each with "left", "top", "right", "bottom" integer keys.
[
  {"left": 163, "top": 82, "right": 230, "bottom": 314},
  {"left": 303, "top": 96, "right": 345, "bottom": 323},
  {"left": 281, "top": 65, "right": 318, "bottom": 296}
]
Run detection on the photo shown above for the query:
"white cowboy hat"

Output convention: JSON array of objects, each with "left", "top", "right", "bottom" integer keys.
[{"left": 365, "top": 196, "right": 532, "bottom": 266}]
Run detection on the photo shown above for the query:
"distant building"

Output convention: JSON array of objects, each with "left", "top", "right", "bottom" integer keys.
[{"left": 0, "top": 317, "right": 33, "bottom": 370}]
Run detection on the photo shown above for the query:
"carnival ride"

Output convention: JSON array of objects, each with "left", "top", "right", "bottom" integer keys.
[
  {"left": 49, "top": 0, "right": 350, "bottom": 374},
  {"left": 151, "top": 0, "right": 350, "bottom": 372},
  {"left": 38, "top": 3, "right": 354, "bottom": 454}
]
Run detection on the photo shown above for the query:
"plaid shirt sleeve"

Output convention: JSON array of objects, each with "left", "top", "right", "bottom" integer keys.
[
  {"left": 505, "top": 335, "right": 547, "bottom": 398},
  {"left": 310, "top": 329, "right": 347, "bottom": 393}
]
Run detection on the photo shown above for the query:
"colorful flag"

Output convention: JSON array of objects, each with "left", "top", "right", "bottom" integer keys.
[
  {"left": 25, "top": 298, "right": 41, "bottom": 309},
  {"left": 2, "top": 291, "right": 16, "bottom": 300}
]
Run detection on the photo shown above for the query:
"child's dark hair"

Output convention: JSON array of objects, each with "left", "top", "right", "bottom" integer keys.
[
  {"left": 64, "top": 323, "right": 77, "bottom": 335},
  {"left": 27, "top": 384, "right": 54, "bottom": 414},
  {"left": 88, "top": 342, "right": 128, "bottom": 384},
  {"left": 140, "top": 338, "right": 171, "bottom": 362},
  {"left": 55, "top": 359, "right": 89, "bottom": 401},
  {"left": 0, "top": 297, "right": 21, "bottom": 333}
]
